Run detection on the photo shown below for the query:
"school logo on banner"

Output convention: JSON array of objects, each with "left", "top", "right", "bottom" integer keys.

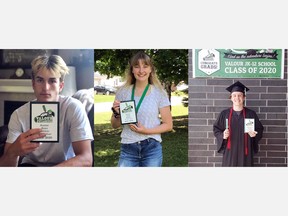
[{"left": 197, "top": 49, "right": 220, "bottom": 75}]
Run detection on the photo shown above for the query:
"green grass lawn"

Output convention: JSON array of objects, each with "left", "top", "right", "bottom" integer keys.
[{"left": 94, "top": 104, "right": 188, "bottom": 167}]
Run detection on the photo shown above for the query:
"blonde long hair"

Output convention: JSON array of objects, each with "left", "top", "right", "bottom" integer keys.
[{"left": 123, "top": 51, "right": 163, "bottom": 90}]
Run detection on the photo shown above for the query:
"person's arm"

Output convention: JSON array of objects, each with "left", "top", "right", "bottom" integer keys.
[
  {"left": 0, "top": 143, "right": 19, "bottom": 166},
  {"left": 129, "top": 106, "right": 173, "bottom": 134},
  {"left": 111, "top": 114, "right": 121, "bottom": 129},
  {"left": 111, "top": 100, "right": 121, "bottom": 129},
  {"left": 54, "top": 98, "right": 93, "bottom": 167},
  {"left": 0, "top": 129, "right": 44, "bottom": 166},
  {"left": 213, "top": 111, "right": 228, "bottom": 153},
  {"left": 55, "top": 139, "right": 92, "bottom": 167}
]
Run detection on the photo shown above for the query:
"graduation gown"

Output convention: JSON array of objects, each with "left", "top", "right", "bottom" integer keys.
[{"left": 213, "top": 107, "right": 263, "bottom": 167}]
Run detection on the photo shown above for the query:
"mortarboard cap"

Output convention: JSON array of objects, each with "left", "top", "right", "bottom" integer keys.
[{"left": 226, "top": 81, "right": 249, "bottom": 94}]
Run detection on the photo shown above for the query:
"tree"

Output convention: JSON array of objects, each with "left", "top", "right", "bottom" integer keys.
[
  {"left": 94, "top": 49, "right": 188, "bottom": 100},
  {"left": 94, "top": 49, "right": 136, "bottom": 79},
  {"left": 147, "top": 49, "right": 188, "bottom": 101}
]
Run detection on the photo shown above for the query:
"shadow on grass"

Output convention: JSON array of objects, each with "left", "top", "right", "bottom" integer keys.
[{"left": 94, "top": 115, "right": 188, "bottom": 167}]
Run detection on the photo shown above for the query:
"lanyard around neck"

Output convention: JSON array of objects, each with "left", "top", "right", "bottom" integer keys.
[{"left": 131, "top": 83, "right": 150, "bottom": 113}]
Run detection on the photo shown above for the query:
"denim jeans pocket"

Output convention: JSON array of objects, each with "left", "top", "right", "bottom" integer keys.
[{"left": 146, "top": 138, "right": 162, "bottom": 151}]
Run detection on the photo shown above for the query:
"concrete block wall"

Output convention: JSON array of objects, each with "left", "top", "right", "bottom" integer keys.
[{"left": 188, "top": 49, "right": 287, "bottom": 167}]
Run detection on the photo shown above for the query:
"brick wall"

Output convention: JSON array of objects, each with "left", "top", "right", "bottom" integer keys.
[{"left": 188, "top": 49, "right": 287, "bottom": 167}]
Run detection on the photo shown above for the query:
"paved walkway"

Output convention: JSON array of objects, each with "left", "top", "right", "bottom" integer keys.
[
  {"left": 95, "top": 102, "right": 113, "bottom": 113},
  {"left": 94, "top": 96, "right": 184, "bottom": 113}
]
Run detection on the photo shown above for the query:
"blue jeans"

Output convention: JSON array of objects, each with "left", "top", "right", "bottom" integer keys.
[{"left": 118, "top": 138, "right": 162, "bottom": 167}]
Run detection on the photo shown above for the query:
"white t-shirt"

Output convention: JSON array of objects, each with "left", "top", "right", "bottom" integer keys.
[
  {"left": 6, "top": 95, "right": 94, "bottom": 166},
  {"left": 116, "top": 85, "right": 170, "bottom": 144}
]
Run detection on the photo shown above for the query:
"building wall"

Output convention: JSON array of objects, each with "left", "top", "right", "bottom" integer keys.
[{"left": 188, "top": 49, "right": 287, "bottom": 167}]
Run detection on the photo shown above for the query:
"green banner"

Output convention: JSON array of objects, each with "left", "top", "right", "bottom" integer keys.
[{"left": 193, "top": 49, "right": 284, "bottom": 78}]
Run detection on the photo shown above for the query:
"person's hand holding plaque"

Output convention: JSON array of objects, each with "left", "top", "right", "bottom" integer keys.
[
  {"left": 129, "top": 122, "right": 147, "bottom": 134},
  {"left": 247, "top": 130, "right": 258, "bottom": 138},
  {"left": 10, "top": 128, "right": 46, "bottom": 156},
  {"left": 111, "top": 100, "right": 120, "bottom": 118}
]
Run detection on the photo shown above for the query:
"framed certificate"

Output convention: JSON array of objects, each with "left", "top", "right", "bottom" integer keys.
[
  {"left": 119, "top": 100, "right": 137, "bottom": 125},
  {"left": 244, "top": 118, "right": 255, "bottom": 133},
  {"left": 30, "top": 102, "right": 59, "bottom": 142}
]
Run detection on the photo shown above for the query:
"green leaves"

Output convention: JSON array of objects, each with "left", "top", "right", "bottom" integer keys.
[{"left": 94, "top": 49, "right": 188, "bottom": 84}]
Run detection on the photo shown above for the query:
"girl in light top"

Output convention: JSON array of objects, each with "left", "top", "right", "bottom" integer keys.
[{"left": 111, "top": 51, "right": 173, "bottom": 167}]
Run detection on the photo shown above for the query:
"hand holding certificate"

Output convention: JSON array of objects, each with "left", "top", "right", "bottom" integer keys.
[{"left": 30, "top": 102, "right": 59, "bottom": 142}]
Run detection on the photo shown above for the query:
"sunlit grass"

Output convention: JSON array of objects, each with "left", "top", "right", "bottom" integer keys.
[{"left": 94, "top": 104, "right": 188, "bottom": 167}]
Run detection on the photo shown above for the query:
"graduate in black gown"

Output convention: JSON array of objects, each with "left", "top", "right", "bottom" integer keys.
[{"left": 213, "top": 81, "right": 263, "bottom": 167}]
